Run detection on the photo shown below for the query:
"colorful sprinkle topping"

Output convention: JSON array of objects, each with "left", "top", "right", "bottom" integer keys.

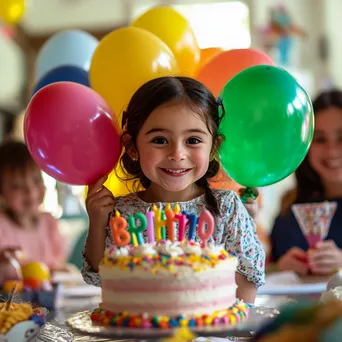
[
  {"left": 91, "top": 300, "right": 250, "bottom": 329},
  {"left": 102, "top": 246, "right": 234, "bottom": 274}
]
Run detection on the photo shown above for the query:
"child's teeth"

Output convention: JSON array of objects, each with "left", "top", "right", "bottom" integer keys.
[{"left": 167, "top": 169, "right": 186, "bottom": 173}]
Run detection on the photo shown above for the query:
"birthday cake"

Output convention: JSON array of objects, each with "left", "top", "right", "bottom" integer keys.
[{"left": 91, "top": 208, "right": 249, "bottom": 329}]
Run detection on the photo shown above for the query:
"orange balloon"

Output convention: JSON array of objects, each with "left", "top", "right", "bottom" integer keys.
[
  {"left": 209, "top": 167, "right": 240, "bottom": 192},
  {"left": 196, "top": 47, "right": 223, "bottom": 74},
  {"left": 196, "top": 48, "right": 274, "bottom": 97}
]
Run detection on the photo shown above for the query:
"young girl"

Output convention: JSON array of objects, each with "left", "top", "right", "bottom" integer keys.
[
  {"left": 83, "top": 76, "right": 265, "bottom": 303},
  {"left": 0, "top": 141, "right": 67, "bottom": 275},
  {"left": 271, "top": 89, "right": 342, "bottom": 275}
]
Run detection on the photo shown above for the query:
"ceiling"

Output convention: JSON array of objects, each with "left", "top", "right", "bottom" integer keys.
[
  {"left": 21, "top": 0, "right": 133, "bottom": 35},
  {"left": 17, "top": 0, "right": 240, "bottom": 50}
]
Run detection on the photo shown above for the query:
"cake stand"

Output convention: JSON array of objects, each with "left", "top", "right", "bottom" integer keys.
[{"left": 66, "top": 306, "right": 279, "bottom": 339}]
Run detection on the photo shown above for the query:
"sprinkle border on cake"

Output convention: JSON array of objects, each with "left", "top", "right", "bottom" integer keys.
[{"left": 91, "top": 300, "right": 250, "bottom": 329}]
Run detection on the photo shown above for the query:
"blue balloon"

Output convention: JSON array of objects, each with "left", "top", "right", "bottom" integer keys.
[
  {"left": 31, "top": 65, "right": 90, "bottom": 97},
  {"left": 35, "top": 30, "right": 98, "bottom": 82}
]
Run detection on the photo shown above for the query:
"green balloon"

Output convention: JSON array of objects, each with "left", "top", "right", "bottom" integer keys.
[{"left": 218, "top": 65, "right": 314, "bottom": 187}]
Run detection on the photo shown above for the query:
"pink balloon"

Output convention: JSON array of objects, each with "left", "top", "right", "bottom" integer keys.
[{"left": 24, "top": 82, "right": 121, "bottom": 185}]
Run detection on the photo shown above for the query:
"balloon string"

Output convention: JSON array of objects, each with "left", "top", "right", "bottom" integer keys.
[{"left": 240, "top": 187, "right": 259, "bottom": 203}]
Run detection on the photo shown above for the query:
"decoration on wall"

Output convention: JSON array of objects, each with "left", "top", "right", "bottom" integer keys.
[{"left": 260, "top": 5, "right": 306, "bottom": 65}]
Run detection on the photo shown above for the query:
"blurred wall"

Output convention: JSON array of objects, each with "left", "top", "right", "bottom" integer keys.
[{"left": 322, "top": 0, "right": 342, "bottom": 89}]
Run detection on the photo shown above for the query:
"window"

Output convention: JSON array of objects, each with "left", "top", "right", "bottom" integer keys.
[{"left": 133, "top": 2, "right": 250, "bottom": 50}]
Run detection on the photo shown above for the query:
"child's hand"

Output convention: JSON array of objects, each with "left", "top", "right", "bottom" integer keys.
[
  {"left": 0, "top": 248, "right": 23, "bottom": 282},
  {"left": 308, "top": 240, "right": 342, "bottom": 275},
  {"left": 238, "top": 188, "right": 259, "bottom": 219},
  {"left": 0, "top": 247, "right": 22, "bottom": 263},
  {"left": 86, "top": 175, "right": 116, "bottom": 229},
  {"left": 278, "top": 247, "right": 309, "bottom": 276}
]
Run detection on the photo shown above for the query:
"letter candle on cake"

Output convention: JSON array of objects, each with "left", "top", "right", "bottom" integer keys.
[
  {"left": 152, "top": 204, "right": 166, "bottom": 242},
  {"left": 109, "top": 206, "right": 215, "bottom": 247},
  {"left": 145, "top": 207, "right": 155, "bottom": 243},
  {"left": 161, "top": 210, "right": 167, "bottom": 240},
  {"left": 174, "top": 204, "right": 187, "bottom": 242},
  {"left": 127, "top": 213, "right": 147, "bottom": 246},
  {"left": 109, "top": 211, "right": 131, "bottom": 246},
  {"left": 183, "top": 211, "right": 198, "bottom": 241},
  {"left": 197, "top": 209, "right": 214, "bottom": 247},
  {"left": 165, "top": 204, "right": 175, "bottom": 242}
]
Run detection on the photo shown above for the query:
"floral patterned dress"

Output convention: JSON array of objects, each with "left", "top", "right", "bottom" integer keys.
[{"left": 82, "top": 189, "right": 265, "bottom": 287}]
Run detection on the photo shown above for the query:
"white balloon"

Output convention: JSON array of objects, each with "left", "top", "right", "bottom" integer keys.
[{"left": 0, "top": 35, "right": 25, "bottom": 107}]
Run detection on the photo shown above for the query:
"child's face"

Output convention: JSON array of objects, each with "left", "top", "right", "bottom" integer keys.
[
  {"left": 136, "top": 102, "right": 213, "bottom": 193},
  {"left": 309, "top": 106, "right": 342, "bottom": 183},
  {"left": 1, "top": 167, "right": 45, "bottom": 216}
]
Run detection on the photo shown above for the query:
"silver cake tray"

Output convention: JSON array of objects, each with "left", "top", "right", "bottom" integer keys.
[{"left": 66, "top": 306, "right": 279, "bottom": 339}]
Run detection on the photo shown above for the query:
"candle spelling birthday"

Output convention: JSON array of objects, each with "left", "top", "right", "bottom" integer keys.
[{"left": 109, "top": 204, "right": 215, "bottom": 247}]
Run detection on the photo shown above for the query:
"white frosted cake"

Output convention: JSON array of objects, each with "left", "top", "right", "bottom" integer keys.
[{"left": 91, "top": 240, "right": 249, "bottom": 329}]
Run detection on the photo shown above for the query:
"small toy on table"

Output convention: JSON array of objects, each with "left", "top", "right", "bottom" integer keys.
[
  {"left": 0, "top": 284, "right": 48, "bottom": 342},
  {"left": 0, "top": 261, "right": 58, "bottom": 310}
]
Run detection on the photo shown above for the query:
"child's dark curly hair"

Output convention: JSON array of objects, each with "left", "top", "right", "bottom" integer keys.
[{"left": 120, "top": 76, "right": 224, "bottom": 216}]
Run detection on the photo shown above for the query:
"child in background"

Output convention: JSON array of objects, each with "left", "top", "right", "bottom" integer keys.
[
  {"left": 271, "top": 90, "right": 342, "bottom": 275},
  {"left": 0, "top": 141, "right": 67, "bottom": 278},
  {"left": 83, "top": 76, "right": 265, "bottom": 303}
]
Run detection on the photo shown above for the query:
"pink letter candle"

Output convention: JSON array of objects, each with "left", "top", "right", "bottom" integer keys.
[
  {"left": 176, "top": 213, "right": 187, "bottom": 242},
  {"left": 146, "top": 209, "right": 155, "bottom": 244},
  {"left": 197, "top": 209, "right": 215, "bottom": 247},
  {"left": 109, "top": 211, "right": 131, "bottom": 246}
]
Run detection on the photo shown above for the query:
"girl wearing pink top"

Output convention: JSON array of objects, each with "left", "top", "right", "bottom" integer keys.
[{"left": 0, "top": 141, "right": 66, "bottom": 274}]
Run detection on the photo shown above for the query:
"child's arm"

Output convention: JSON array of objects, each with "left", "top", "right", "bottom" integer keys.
[
  {"left": 82, "top": 176, "right": 115, "bottom": 286},
  {"left": 236, "top": 272, "right": 257, "bottom": 303},
  {"left": 221, "top": 192, "right": 266, "bottom": 303},
  {"left": 84, "top": 222, "right": 107, "bottom": 273}
]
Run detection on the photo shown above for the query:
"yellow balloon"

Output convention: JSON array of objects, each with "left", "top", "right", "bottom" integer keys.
[
  {"left": 84, "top": 167, "right": 143, "bottom": 198},
  {"left": 104, "top": 165, "right": 138, "bottom": 197},
  {"left": 0, "top": 0, "right": 25, "bottom": 24},
  {"left": 21, "top": 262, "right": 51, "bottom": 282},
  {"left": 89, "top": 27, "right": 178, "bottom": 118},
  {"left": 132, "top": 6, "right": 200, "bottom": 77}
]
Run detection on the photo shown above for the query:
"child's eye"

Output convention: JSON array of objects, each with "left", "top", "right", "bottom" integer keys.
[
  {"left": 186, "top": 137, "right": 202, "bottom": 145},
  {"left": 10, "top": 183, "right": 22, "bottom": 190},
  {"left": 151, "top": 137, "right": 168, "bottom": 145}
]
